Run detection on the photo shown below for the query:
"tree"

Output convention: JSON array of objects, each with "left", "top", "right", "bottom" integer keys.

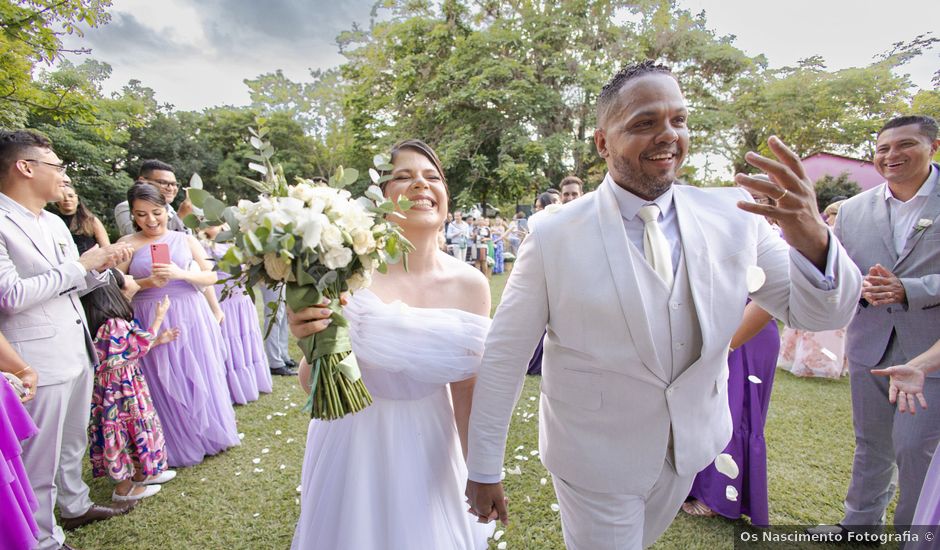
[
  {"left": 0, "top": 0, "right": 112, "bottom": 127},
  {"left": 815, "top": 173, "right": 861, "bottom": 213}
]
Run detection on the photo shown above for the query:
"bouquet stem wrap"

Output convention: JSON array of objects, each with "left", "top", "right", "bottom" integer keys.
[{"left": 289, "top": 282, "right": 372, "bottom": 420}]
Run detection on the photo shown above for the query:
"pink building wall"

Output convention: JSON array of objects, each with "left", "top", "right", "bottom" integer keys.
[{"left": 802, "top": 152, "right": 883, "bottom": 192}]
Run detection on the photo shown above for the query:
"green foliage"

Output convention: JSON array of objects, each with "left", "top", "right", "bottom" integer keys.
[
  {"left": 0, "top": 0, "right": 112, "bottom": 126},
  {"left": 815, "top": 173, "right": 862, "bottom": 213}
]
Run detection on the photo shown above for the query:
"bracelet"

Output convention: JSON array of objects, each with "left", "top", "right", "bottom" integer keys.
[{"left": 12, "top": 365, "right": 32, "bottom": 376}]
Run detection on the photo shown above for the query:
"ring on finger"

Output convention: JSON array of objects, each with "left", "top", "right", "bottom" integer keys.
[{"left": 773, "top": 188, "right": 789, "bottom": 202}]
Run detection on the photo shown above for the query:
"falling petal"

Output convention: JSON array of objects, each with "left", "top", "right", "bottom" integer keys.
[
  {"left": 747, "top": 375, "right": 762, "bottom": 384},
  {"left": 726, "top": 485, "right": 738, "bottom": 502},
  {"left": 820, "top": 348, "right": 837, "bottom": 361},
  {"left": 550, "top": 503, "right": 560, "bottom": 512},
  {"left": 746, "top": 266, "right": 766, "bottom": 293},
  {"left": 715, "top": 453, "right": 739, "bottom": 479},
  {"left": 540, "top": 478, "right": 547, "bottom": 485},
  {"left": 494, "top": 530, "right": 504, "bottom": 541}
]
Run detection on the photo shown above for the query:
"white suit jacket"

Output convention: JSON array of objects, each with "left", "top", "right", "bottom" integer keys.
[
  {"left": 467, "top": 179, "right": 862, "bottom": 495},
  {"left": 0, "top": 194, "right": 104, "bottom": 386}
]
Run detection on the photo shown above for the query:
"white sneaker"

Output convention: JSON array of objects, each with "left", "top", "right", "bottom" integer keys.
[
  {"left": 112, "top": 483, "right": 161, "bottom": 502},
  {"left": 142, "top": 470, "right": 177, "bottom": 485}
]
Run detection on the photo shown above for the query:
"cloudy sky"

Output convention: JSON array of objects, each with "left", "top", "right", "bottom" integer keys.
[{"left": 61, "top": 0, "right": 939, "bottom": 112}]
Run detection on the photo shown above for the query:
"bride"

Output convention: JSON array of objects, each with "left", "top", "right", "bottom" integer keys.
[{"left": 288, "top": 139, "right": 493, "bottom": 549}]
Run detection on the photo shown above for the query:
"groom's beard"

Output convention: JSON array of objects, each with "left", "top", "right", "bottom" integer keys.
[{"left": 609, "top": 156, "right": 677, "bottom": 200}]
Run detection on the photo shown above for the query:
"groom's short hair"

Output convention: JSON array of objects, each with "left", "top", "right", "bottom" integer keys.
[
  {"left": 596, "top": 61, "right": 676, "bottom": 127},
  {"left": 877, "top": 115, "right": 938, "bottom": 141}
]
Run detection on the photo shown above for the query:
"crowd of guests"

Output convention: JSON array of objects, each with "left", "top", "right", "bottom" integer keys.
[
  {"left": 0, "top": 132, "right": 296, "bottom": 550},
  {"left": 0, "top": 104, "right": 938, "bottom": 550}
]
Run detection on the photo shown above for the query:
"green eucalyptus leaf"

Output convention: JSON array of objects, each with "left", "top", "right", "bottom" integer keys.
[
  {"left": 377, "top": 163, "right": 394, "bottom": 171},
  {"left": 248, "top": 162, "right": 267, "bottom": 175},
  {"left": 250, "top": 136, "right": 263, "bottom": 150},
  {"left": 182, "top": 213, "right": 202, "bottom": 229},
  {"left": 188, "top": 188, "right": 211, "bottom": 208},
  {"left": 245, "top": 231, "right": 263, "bottom": 253},
  {"left": 189, "top": 173, "right": 203, "bottom": 190},
  {"left": 372, "top": 154, "right": 388, "bottom": 167},
  {"left": 203, "top": 197, "right": 226, "bottom": 221}
]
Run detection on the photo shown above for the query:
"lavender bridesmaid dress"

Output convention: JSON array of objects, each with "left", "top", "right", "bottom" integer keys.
[{"left": 129, "top": 231, "right": 240, "bottom": 467}]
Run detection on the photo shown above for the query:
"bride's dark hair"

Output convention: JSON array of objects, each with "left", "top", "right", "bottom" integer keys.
[{"left": 384, "top": 139, "right": 448, "bottom": 195}]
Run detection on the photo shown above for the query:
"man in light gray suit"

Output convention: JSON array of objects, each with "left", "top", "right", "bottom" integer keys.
[
  {"left": 811, "top": 115, "right": 940, "bottom": 535},
  {"left": 466, "top": 62, "right": 862, "bottom": 549},
  {"left": 0, "top": 130, "right": 136, "bottom": 550}
]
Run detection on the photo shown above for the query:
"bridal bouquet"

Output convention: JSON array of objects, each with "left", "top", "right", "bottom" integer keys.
[{"left": 185, "top": 125, "right": 412, "bottom": 420}]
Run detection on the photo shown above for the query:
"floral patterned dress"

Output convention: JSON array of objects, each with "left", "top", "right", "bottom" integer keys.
[{"left": 88, "top": 318, "right": 168, "bottom": 480}]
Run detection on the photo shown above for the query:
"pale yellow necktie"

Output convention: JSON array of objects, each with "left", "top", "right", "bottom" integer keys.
[{"left": 637, "top": 204, "right": 674, "bottom": 288}]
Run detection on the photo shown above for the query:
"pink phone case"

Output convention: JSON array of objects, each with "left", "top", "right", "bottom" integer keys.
[{"left": 150, "top": 243, "right": 171, "bottom": 265}]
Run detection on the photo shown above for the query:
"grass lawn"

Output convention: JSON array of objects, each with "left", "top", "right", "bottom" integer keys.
[{"left": 68, "top": 272, "right": 885, "bottom": 549}]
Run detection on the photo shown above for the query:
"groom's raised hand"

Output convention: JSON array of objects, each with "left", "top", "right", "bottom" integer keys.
[
  {"left": 735, "top": 135, "right": 831, "bottom": 271},
  {"left": 465, "top": 480, "right": 509, "bottom": 526}
]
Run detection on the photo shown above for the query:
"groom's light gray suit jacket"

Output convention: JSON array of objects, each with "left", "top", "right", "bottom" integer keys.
[
  {"left": 467, "top": 179, "right": 862, "bottom": 495},
  {"left": 0, "top": 193, "right": 103, "bottom": 387},
  {"left": 834, "top": 163, "right": 940, "bottom": 372}
]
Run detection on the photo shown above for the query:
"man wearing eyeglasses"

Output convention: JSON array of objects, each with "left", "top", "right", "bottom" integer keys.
[
  {"left": 114, "top": 159, "right": 191, "bottom": 236},
  {"left": 0, "top": 130, "right": 137, "bottom": 550}
]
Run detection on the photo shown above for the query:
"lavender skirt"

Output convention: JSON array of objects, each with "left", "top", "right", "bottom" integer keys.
[{"left": 0, "top": 378, "right": 39, "bottom": 550}]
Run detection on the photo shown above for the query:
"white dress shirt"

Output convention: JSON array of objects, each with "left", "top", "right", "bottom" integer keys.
[{"left": 884, "top": 165, "right": 937, "bottom": 256}]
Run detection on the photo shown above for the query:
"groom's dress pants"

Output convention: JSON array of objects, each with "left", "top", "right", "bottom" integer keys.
[{"left": 553, "top": 450, "right": 694, "bottom": 550}]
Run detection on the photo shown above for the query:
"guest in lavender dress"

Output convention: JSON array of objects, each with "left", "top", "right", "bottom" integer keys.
[
  {"left": 0, "top": 331, "right": 40, "bottom": 550},
  {"left": 201, "top": 226, "right": 272, "bottom": 403},
  {"left": 683, "top": 301, "right": 779, "bottom": 526},
  {"left": 116, "top": 184, "right": 239, "bottom": 467},
  {"left": 873, "top": 338, "right": 940, "bottom": 547}
]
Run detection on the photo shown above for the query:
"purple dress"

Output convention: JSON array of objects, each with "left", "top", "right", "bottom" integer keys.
[
  {"left": 913, "top": 442, "right": 940, "bottom": 547},
  {"left": 0, "top": 377, "right": 39, "bottom": 550},
  {"left": 129, "top": 231, "right": 240, "bottom": 467},
  {"left": 689, "top": 318, "right": 780, "bottom": 527},
  {"left": 205, "top": 242, "right": 272, "bottom": 404}
]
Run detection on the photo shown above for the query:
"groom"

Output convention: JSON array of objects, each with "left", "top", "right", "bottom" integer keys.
[{"left": 465, "top": 61, "right": 862, "bottom": 548}]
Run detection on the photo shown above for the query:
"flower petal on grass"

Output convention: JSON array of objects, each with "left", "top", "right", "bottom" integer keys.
[
  {"left": 497, "top": 542, "right": 507, "bottom": 550},
  {"left": 550, "top": 503, "right": 560, "bottom": 512},
  {"left": 261, "top": 448, "right": 270, "bottom": 454},
  {"left": 507, "top": 465, "right": 522, "bottom": 475},
  {"left": 252, "top": 458, "right": 261, "bottom": 464},
  {"left": 715, "top": 453, "right": 739, "bottom": 479},
  {"left": 540, "top": 478, "right": 547, "bottom": 486},
  {"left": 494, "top": 530, "right": 504, "bottom": 541}
]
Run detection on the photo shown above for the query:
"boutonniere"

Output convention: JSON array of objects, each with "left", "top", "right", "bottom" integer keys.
[
  {"left": 56, "top": 238, "right": 69, "bottom": 255},
  {"left": 914, "top": 218, "right": 933, "bottom": 233}
]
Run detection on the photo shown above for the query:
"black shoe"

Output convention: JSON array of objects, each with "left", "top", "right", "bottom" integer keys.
[
  {"left": 270, "top": 366, "right": 297, "bottom": 376},
  {"left": 284, "top": 359, "right": 298, "bottom": 369}
]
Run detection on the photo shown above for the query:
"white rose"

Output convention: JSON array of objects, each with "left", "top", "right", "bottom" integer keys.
[
  {"left": 320, "top": 224, "right": 344, "bottom": 250},
  {"left": 346, "top": 270, "right": 372, "bottom": 292},
  {"left": 351, "top": 228, "right": 376, "bottom": 255},
  {"left": 322, "top": 246, "right": 353, "bottom": 270}
]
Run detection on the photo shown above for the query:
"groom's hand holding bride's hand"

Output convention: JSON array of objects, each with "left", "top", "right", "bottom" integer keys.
[{"left": 465, "top": 480, "right": 509, "bottom": 526}]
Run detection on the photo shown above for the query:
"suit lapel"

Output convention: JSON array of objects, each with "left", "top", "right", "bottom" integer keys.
[
  {"left": 896, "top": 166, "right": 940, "bottom": 267},
  {"left": 672, "top": 187, "right": 712, "bottom": 352},
  {"left": 0, "top": 203, "right": 58, "bottom": 267},
  {"left": 596, "top": 182, "right": 669, "bottom": 384}
]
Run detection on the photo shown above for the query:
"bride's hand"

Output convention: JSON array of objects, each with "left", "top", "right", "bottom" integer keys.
[{"left": 286, "top": 294, "right": 349, "bottom": 339}]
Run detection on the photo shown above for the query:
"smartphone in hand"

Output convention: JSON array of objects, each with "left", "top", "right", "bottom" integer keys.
[{"left": 150, "top": 243, "right": 171, "bottom": 265}]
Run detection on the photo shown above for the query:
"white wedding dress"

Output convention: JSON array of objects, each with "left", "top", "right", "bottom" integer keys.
[{"left": 292, "top": 289, "right": 494, "bottom": 550}]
